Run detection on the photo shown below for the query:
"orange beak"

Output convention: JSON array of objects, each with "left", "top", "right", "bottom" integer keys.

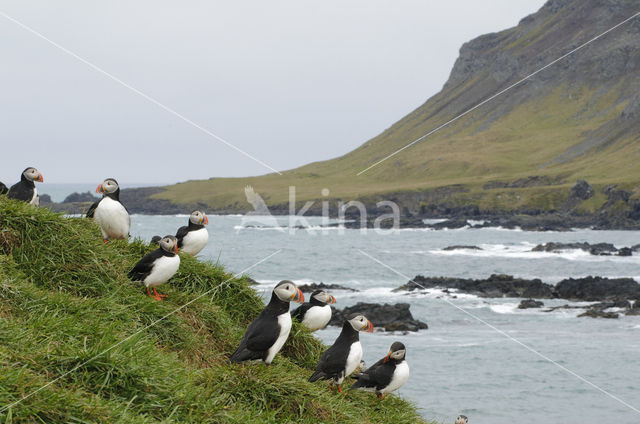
[
  {"left": 383, "top": 351, "right": 392, "bottom": 363},
  {"left": 96, "top": 184, "right": 104, "bottom": 193},
  {"left": 328, "top": 295, "right": 337, "bottom": 304},
  {"left": 35, "top": 174, "right": 44, "bottom": 183},
  {"left": 363, "top": 319, "right": 374, "bottom": 333},
  {"left": 291, "top": 288, "right": 304, "bottom": 303},
  {"left": 173, "top": 244, "right": 179, "bottom": 254},
  {"left": 202, "top": 215, "right": 209, "bottom": 225}
]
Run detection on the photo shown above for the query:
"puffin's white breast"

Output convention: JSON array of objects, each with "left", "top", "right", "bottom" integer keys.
[
  {"left": 265, "top": 312, "right": 292, "bottom": 364},
  {"left": 344, "top": 341, "right": 363, "bottom": 379},
  {"left": 382, "top": 361, "right": 410, "bottom": 394},
  {"left": 144, "top": 255, "right": 180, "bottom": 287},
  {"left": 301, "top": 304, "right": 332, "bottom": 331},
  {"left": 181, "top": 227, "right": 209, "bottom": 255},
  {"left": 30, "top": 187, "right": 38, "bottom": 205},
  {"left": 95, "top": 197, "right": 130, "bottom": 239}
]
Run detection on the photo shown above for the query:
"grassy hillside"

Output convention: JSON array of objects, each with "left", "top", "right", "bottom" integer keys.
[
  {"left": 0, "top": 198, "right": 428, "bottom": 423},
  {"left": 133, "top": 0, "right": 640, "bottom": 216}
]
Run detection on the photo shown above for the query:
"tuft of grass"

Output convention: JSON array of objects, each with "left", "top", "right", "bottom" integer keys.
[{"left": 0, "top": 198, "right": 429, "bottom": 423}]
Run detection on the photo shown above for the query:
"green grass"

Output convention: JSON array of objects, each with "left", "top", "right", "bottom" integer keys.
[{"left": 0, "top": 198, "right": 429, "bottom": 423}]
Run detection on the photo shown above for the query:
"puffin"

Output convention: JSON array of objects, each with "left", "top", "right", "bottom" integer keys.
[
  {"left": 455, "top": 415, "right": 468, "bottom": 424},
  {"left": 0, "top": 182, "right": 8, "bottom": 195},
  {"left": 291, "top": 290, "right": 337, "bottom": 331},
  {"left": 350, "top": 341, "right": 410, "bottom": 399},
  {"left": 308, "top": 313, "right": 373, "bottom": 392},
  {"left": 175, "top": 210, "right": 209, "bottom": 255},
  {"left": 229, "top": 280, "right": 304, "bottom": 365},
  {"left": 86, "top": 178, "right": 130, "bottom": 242},
  {"left": 128, "top": 235, "right": 180, "bottom": 301},
  {"left": 7, "top": 167, "right": 44, "bottom": 205}
]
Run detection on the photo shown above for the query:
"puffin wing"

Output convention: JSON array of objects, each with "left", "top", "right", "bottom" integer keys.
[
  {"left": 85, "top": 199, "right": 100, "bottom": 218},
  {"left": 291, "top": 303, "right": 312, "bottom": 322},
  {"left": 128, "top": 249, "right": 163, "bottom": 281},
  {"left": 309, "top": 344, "right": 347, "bottom": 382},
  {"left": 229, "top": 314, "right": 280, "bottom": 363},
  {"left": 7, "top": 182, "right": 33, "bottom": 202},
  {"left": 350, "top": 358, "right": 392, "bottom": 390},
  {"left": 175, "top": 225, "right": 189, "bottom": 247}
]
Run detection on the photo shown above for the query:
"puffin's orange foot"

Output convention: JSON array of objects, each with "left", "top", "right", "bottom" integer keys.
[
  {"left": 377, "top": 393, "right": 384, "bottom": 400},
  {"left": 337, "top": 385, "right": 342, "bottom": 393},
  {"left": 103, "top": 239, "right": 108, "bottom": 243},
  {"left": 152, "top": 288, "right": 167, "bottom": 300}
]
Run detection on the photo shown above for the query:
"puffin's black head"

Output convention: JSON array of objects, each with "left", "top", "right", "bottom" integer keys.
[
  {"left": 273, "top": 280, "right": 304, "bottom": 303},
  {"left": 455, "top": 415, "right": 468, "bottom": 424},
  {"left": 96, "top": 178, "right": 119, "bottom": 195},
  {"left": 311, "top": 290, "right": 336, "bottom": 305},
  {"left": 384, "top": 341, "right": 406, "bottom": 363},
  {"left": 346, "top": 313, "right": 373, "bottom": 333},
  {"left": 189, "top": 210, "right": 209, "bottom": 226},
  {"left": 158, "top": 235, "right": 179, "bottom": 254},
  {"left": 22, "top": 167, "right": 43, "bottom": 183}
]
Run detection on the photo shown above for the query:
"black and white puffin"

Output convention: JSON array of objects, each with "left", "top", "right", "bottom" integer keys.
[
  {"left": 175, "top": 210, "right": 209, "bottom": 255},
  {"left": 309, "top": 313, "right": 373, "bottom": 392},
  {"left": 128, "top": 235, "right": 180, "bottom": 301},
  {"left": 229, "top": 280, "right": 304, "bottom": 365},
  {"left": 7, "top": 167, "right": 44, "bottom": 205},
  {"left": 455, "top": 415, "right": 468, "bottom": 424},
  {"left": 0, "top": 182, "right": 8, "bottom": 195},
  {"left": 86, "top": 178, "right": 130, "bottom": 242},
  {"left": 350, "top": 341, "right": 410, "bottom": 399},
  {"left": 292, "top": 290, "right": 336, "bottom": 331}
]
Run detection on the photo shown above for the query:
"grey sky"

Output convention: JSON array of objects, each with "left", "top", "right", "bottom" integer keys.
[{"left": 0, "top": 0, "right": 546, "bottom": 184}]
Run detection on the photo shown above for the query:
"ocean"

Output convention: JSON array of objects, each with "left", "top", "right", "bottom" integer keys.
[{"left": 126, "top": 213, "right": 640, "bottom": 424}]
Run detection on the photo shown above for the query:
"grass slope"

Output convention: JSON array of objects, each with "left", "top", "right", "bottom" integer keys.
[{"left": 0, "top": 198, "right": 428, "bottom": 423}]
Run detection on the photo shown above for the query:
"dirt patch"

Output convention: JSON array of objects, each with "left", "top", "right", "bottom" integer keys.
[{"left": 0, "top": 230, "right": 20, "bottom": 255}]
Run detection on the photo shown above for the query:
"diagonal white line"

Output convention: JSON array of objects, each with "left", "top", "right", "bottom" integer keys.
[
  {"left": 0, "top": 10, "right": 282, "bottom": 176},
  {"left": 0, "top": 249, "right": 281, "bottom": 413},
  {"left": 357, "top": 11, "right": 640, "bottom": 175},
  {"left": 357, "top": 249, "right": 640, "bottom": 415}
]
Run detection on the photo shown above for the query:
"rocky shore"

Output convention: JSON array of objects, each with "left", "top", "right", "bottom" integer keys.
[
  {"left": 328, "top": 302, "right": 428, "bottom": 333},
  {"left": 395, "top": 274, "right": 640, "bottom": 318}
]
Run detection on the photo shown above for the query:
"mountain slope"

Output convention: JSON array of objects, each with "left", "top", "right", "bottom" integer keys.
[
  {"left": 0, "top": 198, "right": 427, "bottom": 423},
  {"left": 134, "top": 0, "right": 640, "bottom": 216}
]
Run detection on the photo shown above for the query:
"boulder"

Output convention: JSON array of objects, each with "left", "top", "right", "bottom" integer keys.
[
  {"left": 394, "top": 274, "right": 554, "bottom": 299},
  {"left": 617, "top": 247, "right": 633, "bottom": 256},
  {"left": 554, "top": 276, "right": 640, "bottom": 301},
  {"left": 578, "top": 309, "right": 619, "bottom": 319},
  {"left": 329, "top": 302, "right": 428, "bottom": 332},
  {"left": 63, "top": 191, "right": 100, "bottom": 203},
  {"left": 443, "top": 245, "right": 482, "bottom": 251},
  {"left": 531, "top": 242, "right": 618, "bottom": 256},
  {"left": 518, "top": 299, "right": 544, "bottom": 309},
  {"left": 297, "top": 282, "right": 359, "bottom": 293},
  {"left": 569, "top": 179, "right": 594, "bottom": 201}
]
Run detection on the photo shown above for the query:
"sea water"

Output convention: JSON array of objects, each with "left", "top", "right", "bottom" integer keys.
[{"left": 129, "top": 214, "right": 640, "bottom": 424}]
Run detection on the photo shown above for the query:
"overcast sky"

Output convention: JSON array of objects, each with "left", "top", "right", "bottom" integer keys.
[{"left": 0, "top": 0, "right": 546, "bottom": 184}]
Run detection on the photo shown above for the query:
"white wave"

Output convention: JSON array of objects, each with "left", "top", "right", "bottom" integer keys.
[{"left": 489, "top": 303, "right": 519, "bottom": 314}]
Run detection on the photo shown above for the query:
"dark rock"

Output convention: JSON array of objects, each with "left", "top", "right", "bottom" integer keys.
[
  {"left": 297, "top": 282, "right": 359, "bottom": 293},
  {"left": 63, "top": 191, "right": 100, "bottom": 203},
  {"left": 555, "top": 276, "right": 640, "bottom": 301},
  {"left": 569, "top": 179, "right": 594, "bottom": 201},
  {"left": 394, "top": 274, "right": 554, "bottom": 299},
  {"left": 243, "top": 276, "right": 259, "bottom": 286},
  {"left": 518, "top": 299, "right": 544, "bottom": 309},
  {"left": 531, "top": 242, "right": 618, "bottom": 256},
  {"left": 617, "top": 247, "right": 633, "bottom": 256},
  {"left": 443, "top": 245, "right": 482, "bottom": 251},
  {"left": 578, "top": 309, "right": 618, "bottom": 319},
  {"left": 626, "top": 302, "right": 640, "bottom": 316},
  {"left": 38, "top": 194, "right": 52, "bottom": 205},
  {"left": 428, "top": 219, "right": 470, "bottom": 230},
  {"left": 329, "top": 302, "right": 428, "bottom": 332}
]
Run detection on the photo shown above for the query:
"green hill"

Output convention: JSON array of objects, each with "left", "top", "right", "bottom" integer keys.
[
  {"left": 120, "top": 0, "right": 640, "bottom": 219},
  {"left": 0, "top": 198, "right": 428, "bottom": 423}
]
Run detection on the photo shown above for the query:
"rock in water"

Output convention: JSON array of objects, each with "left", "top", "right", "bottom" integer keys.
[
  {"left": 329, "top": 302, "right": 427, "bottom": 332},
  {"left": 518, "top": 299, "right": 544, "bottom": 309}
]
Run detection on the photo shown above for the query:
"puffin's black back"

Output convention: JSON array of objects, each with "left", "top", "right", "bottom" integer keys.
[
  {"left": 309, "top": 320, "right": 359, "bottom": 382},
  {"left": 128, "top": 248, "right": 175, "bottom": 281},
  {"left": 7, "top": 173, "right": 35, "bottom": 202},
  {"left": 0, "top": 182, "right": 8, "bottom": 195},
  {"left": 229, "top": 291, "right": 290, "bottom": 363},
  {"left": 292, "top": 291, "right": 327, "bottom": 322},
  {"left": 350, "top": 357, "right": 397, "bottom": 391}
]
